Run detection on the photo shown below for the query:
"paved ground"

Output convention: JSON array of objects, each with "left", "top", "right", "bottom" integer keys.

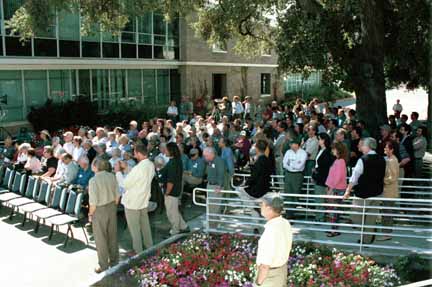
[
  {"left": 0, "top": 197, "right": 204, "bottom": 287},
  {"left": 333, "top": 87, "right": 429, "bottom": 120}
]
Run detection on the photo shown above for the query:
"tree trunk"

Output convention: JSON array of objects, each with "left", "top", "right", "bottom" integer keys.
[
  {"left": 428, "top": 2, "right": 432, "bottom": 151},
  {"left": 351, "top": 0, "right": 387, "bottom": 139},
  {"left": 352, "top": 63, "right": 387, "bottom": 139}
]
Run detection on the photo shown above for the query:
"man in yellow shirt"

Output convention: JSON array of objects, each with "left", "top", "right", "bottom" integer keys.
[{"left": 255, "top": 194, "right": 292, "bottom": 287}]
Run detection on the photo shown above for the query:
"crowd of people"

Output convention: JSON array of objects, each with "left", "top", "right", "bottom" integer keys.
[{"left": 0, "top": 96, "right": 428, "bottom": 274}]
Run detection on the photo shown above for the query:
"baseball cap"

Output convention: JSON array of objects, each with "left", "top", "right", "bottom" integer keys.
[{"left": 189, "top": 148, "right": 199, "bottom": 156}]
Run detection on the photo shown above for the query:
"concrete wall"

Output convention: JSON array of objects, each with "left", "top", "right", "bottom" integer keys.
[
  {"left": 180, "top": 65, "right": 283, "bottom": 105},
  {"left": 179, "top": 18, "right": 278, "bottom": 65}
]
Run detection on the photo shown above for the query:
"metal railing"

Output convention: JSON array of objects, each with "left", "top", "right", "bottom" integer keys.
[
  {"left": 231, "top": 173, "right": 432, "bottom": 198},
  {"left": 192, "top": 186, "right": 432, "bottom": 255}
]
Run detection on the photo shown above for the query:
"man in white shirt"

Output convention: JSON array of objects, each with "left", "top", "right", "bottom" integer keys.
[
  {"left": 255, "top": 194, "right": 292, "bottom": 287},
  {"left": 232, "top": 96, "right": 244, "bottom": 119},
  {"left": 53, "top": 153, "right": 78, "bottom": 184},
  {"left": 283, "top": 138, "right": 308, "bottom": 218},
  {"left": 302, "top": 125, "right": 319, "bottom": 176},
  {"left": 392, "top": 99, "right": 403, "bottom": 118},
  {"left": 92, "top": 127, "right": 108, "bottom": 145},
  {"left": 122, "top": 144, "right": 155, "bottom": 254},
  {"left": 63, "top": 131, "right": 74, "bottom": 155},
  {"left": 167, "top": 100, "right": 179, "bottom": 123},
  {"left": 344, "top": 138, "right": 385, "bottom": 244}
]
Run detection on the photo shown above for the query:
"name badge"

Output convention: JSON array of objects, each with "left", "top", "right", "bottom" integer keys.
[
  {"left": 211, "top": 164, "right": 215, "bottom": 168},
  {"left": 193, "top": 163, "right": 198, "bottom": 168}
]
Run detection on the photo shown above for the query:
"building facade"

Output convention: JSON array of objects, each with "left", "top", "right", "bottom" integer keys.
[{"left": 0, "top": 0, "right": 280, "bottom": 129}]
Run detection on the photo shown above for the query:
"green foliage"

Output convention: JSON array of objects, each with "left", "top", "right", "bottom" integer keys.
[
  {"left": 26, "top": 98, "right": 166, "bottom": 132},
  {"left": 394, "top": 254, "right": 432, "bottom": 284}
]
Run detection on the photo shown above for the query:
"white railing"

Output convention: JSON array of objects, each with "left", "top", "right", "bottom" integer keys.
[
  {"left": 231, "top": 173, "right": 432, "bottom": 198},
  {"left": 192, "top": 187, "right": 432, "bottom": 255}
]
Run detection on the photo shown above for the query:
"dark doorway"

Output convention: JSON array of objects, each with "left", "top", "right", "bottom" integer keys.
[{"left": 212, "top": 74, "right": 227, "bottom": 99}]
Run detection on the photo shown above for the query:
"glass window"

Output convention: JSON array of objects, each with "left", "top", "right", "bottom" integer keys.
[
  {"left": 78, "top": 70, "right": 91, "bottom": 98},
  {"left": 121, "top": 18, "right": 135, "bottom": 43},
  {"left": 138, "top": 34, "right": 152, "bottom": 44},
  {"left": 82, "top": 26, "right": 101, "bottom": 58},
  {"left": 3, "top": 0, "right": 25, "bottom": 20},
  {"left": 59, "top": 40, "right": 80, "bottom": 57},
  {"left": 167, "top": 18, "right": 179, "bottom": 47},
  {"left": 24, "top": 70, "right": 48, "bottom": 110},
  {"left": 169, "top": 69, "right": 181, "bottom": 104},
  {"left": 154, "top": 35, "right": 166, "bottom": 46},
  {"left": 92, "top": 69, "right": 109, "bottom": 111},
  {"left": 138, "top": 13, "right": 152, "bottom": 34},
  {"left": 260, "top": 73, "right": 271, "bottom": 95},
  {"left": 0, "top": 70, "right": 24, "bottom": 122},
  {"left": 102, "top": 32, "right": 118, "bottom": 42},
  {"left": 127, "top": 70, "right": 141, "bottom": 102},
  {"left": 103, "top": 43, "right": 119, "bottom": 58},
  {"left": 153, "top": 14, "right": 166, "bottom": 35},
  {"left": 156, "top": 70, "right": 169, "bottom": 106},
  {"left": 142, "top": 69, "right": 156, "bottom": 105},
  {"left": 82, "top": 41, "right": 100, "bottom": 57},
  {"left": 153, "top": 46, "right": 164, "bottom": 59},
  {"left": 49, "top": 70, "right": 70, "bottom": 102},
  {"left": 138, "top": 45, "right": 152, "bottom": 58},
  {"left": 5, "top": 36, "right": 31, "bottom": 56},
  {"left": 34, "top": 38, "right": 57, "bottom": 57},
  {"left": 58, "top": 11, "right": 80, "bottom": 40},
  {"left": 121, "top": 43, "right": 136, "bottom": 58},
  {"left": 110, "top": 69, "right": 126, "bottom": 103}
]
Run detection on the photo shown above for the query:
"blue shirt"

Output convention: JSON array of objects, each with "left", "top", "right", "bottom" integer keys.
[
  {"left": 73, "top": 167, "right": 95, "bottom": 188},
  {"left": 181, "top": 154, "right": 189, "bottom": 171},
  {"left": 186, "top": 157, "right": 206, "bottom": 178},
  {"left": 221, "top": 147, "right": 235, "bottom": 175}
]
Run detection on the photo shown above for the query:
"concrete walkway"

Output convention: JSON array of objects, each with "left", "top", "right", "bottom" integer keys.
[{"left": 0, "top": 199, "right": 204, "bottom": 287}]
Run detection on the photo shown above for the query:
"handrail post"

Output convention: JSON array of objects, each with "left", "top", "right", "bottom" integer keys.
[
  {"left": 305, "top": 177, "right": 310, "bottom": 221},
  {"left": 359, "top": 199, "right": 366, "bottom": 253},
  {"left": 206, "top": 189, "right": 209, "bottom": 233}
]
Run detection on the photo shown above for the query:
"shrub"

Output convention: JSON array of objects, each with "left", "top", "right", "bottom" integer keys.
[{"left": 26, "top": 97, "right": 166, "bottom": 132}]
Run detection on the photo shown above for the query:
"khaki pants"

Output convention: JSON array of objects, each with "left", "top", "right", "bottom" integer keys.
[
  {"left": 254, "top": 264, "right": 287, "bottom": 287},
  {"left": 207, "top": 183, "right": 222, "bottom": 229},
  {"left": 125, "top": 207, "right": 153, "bottom": 253},
  {"left": 93, "top": 202, "right": 119, "bottom": 270},
  {"left": 275, "top": 156, "right": 283, "bottom": 176},
  {"left": 351, "top": 198, "right": 380, "bottom": 243},
  {"left": 164, "top": 195, "right": 188, "bottom": 234}
]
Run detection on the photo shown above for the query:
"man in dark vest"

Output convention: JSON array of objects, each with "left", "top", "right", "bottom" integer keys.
[
  {"left": 237, "top": 139, "right": 273, "bottom": 218},
  {"left": 344, "top": 137, "right": 386, "bottom": 244}
]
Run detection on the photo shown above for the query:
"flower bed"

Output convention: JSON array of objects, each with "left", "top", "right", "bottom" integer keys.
[{"left": 125, "top": 233, "right": 401, "bottom": 287}]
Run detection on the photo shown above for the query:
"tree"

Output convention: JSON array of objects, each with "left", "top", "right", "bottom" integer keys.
[{"left": 7, "top": 0, "right": 430, "bottom": 137}]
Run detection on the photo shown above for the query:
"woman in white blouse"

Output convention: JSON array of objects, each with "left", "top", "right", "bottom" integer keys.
[{"left": 72, "top": 136, "right": 85, "bottom": 161}]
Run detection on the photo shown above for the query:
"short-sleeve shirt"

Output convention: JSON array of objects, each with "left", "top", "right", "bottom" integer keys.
[
  {"left": 89, "top": 171, "right": 119, "bottom": 206},
  {"left": 42, "top": 157, "right": 58, "bottom": 174},
  {"left": 162, "top": 158, "right": 183, "bottom": 197},
  {"left": 257, "top": 216, "right": 292, "bottom": 267}
]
